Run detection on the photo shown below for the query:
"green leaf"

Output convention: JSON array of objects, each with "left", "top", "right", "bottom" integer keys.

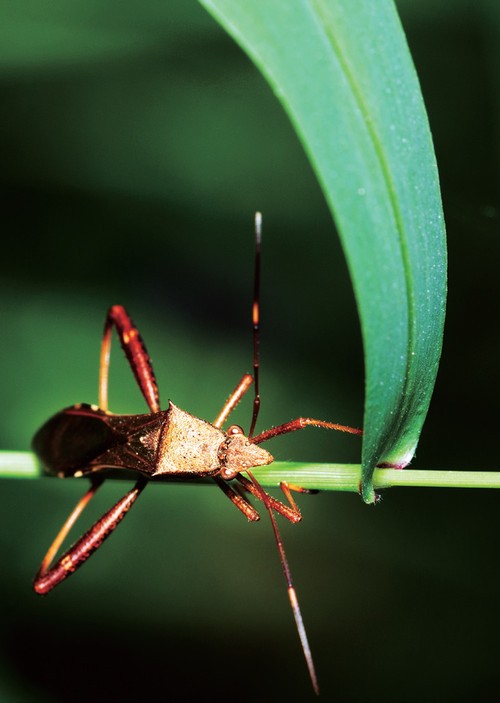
[{"left": 198, "top": 0, "right": 447, "bottom": 503}]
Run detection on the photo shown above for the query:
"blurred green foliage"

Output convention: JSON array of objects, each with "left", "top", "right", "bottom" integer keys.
[{"left": 0, "top": 1, "right": 499, "bottom": 701}]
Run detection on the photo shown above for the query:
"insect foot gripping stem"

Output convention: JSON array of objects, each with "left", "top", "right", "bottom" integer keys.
[{"left": 218, "top": 433, "right": 273, "bottom": 480}]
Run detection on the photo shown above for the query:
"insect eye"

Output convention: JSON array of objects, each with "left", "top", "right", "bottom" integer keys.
[{"left": 227, "top": 424, "right": 244, "bottom": 436}]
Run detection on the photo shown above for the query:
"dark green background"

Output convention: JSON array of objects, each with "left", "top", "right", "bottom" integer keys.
[{"left": 1, "top": 1, "right": 499, "bottom": 701}]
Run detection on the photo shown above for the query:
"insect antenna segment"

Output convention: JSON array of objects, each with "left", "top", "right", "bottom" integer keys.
[
  {"left": 248, "top": 211, "right": 262, "bottom": 440},
  {"left": 246, "top": 213, "right": 320, "bottom": 695},
  {"left": 247, "top": 471, "right": 320, "bottom": 695}
]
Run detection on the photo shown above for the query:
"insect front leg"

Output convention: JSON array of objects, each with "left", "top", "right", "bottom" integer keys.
[
  {"left": 236, "top": 474, "right": 303, "bottom": 524},
  {"left": 34, "top": 477, "right": 147, "bottom": 595},
  {"left": 213, "top": 476, "right": 260, "bottom": 521},
  {"left": 251, "top": 417, "right": 362, "bottom": 444},
  {"left": 99, "top": 305, "right": 160, "bottom": 413},
  {"left": 213, "top": 373, "right": 253, "bottom": 429},
  {"left": 213, "top": 469, "right": 305, "bottom": 524}
]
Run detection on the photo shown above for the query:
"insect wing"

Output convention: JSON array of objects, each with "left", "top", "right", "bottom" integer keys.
[{"left": 32, "top": 404, "right": 166, "bottom": 477}]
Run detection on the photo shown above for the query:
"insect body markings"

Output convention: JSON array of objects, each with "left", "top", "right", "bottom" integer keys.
[{"left": 32, "top": 214, "right": 361, "bottom": 695}]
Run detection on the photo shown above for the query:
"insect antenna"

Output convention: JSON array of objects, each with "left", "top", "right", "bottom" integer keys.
[
  {"left": 245, "top": 214, "right": 319, "bottom": 693},
  {"left": 248, "top": 211, "right": 262, "bottom": 439},
  {"left": 246, "top": 469, "right": 320, "bottom": 695}
]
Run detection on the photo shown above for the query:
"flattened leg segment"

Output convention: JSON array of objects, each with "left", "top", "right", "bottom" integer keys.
[
  {"left": 34, "top": 478, "right": 147, "bottom": 595},
  {"left": 100, "top": 305, "right": 160, "bottom": 413}
]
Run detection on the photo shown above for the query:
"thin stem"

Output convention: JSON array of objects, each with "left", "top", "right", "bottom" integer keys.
[
  {"left": 0, "top": 452, "right": 40, "bottom": 478},
  {"left": 255, "top": 464, "right": 500, "bottom": 492},
  {"left": 3, "top": 452, "right": 500, "bottom": 492},
  {"left": 373, "top": 469, "right": 500, "bottom": 490}
]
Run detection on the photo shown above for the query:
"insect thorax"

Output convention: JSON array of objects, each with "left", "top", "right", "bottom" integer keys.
[
  {"left": 153, "top": 402, "right": 226, "bottom": 477},
  {"left": 153, "top": 402, "right": 272, "bottom": 479}
]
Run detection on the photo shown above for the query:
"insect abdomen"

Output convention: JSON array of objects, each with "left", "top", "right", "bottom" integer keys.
[{"left": 32, "top": 405, "right": 118, "bottom": 477}]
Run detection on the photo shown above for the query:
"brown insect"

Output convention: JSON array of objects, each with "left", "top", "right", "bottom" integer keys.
[{"left": 32, "top": 213, "right": 361, "bottom": 695}]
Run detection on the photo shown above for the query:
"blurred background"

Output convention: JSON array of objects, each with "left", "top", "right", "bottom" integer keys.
[{"left": 0, "top": 1, "right": 499, "bottom": 701}]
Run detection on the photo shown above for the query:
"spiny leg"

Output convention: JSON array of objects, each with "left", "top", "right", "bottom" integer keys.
[
  {"left": 279, "top": 482, "right": 319, "bottom": 512},
  {"left": 99, "top": 304, "right": 160, "bottom": 413},
  {"left": 249, "top": 418, "right": 361, "bottom": 515},
  {"left": 236, "top": 474, "right": 302, "bottom": 524},
  {"left": 246, "top": 470, "right": 319, "bottom": 696},
  {"left": 251, "top": 417, "right": 362, "bottom": 445},
  {"left": 34, "top": 477, "right": 147, "bottom": 595},
  {"left": 35, "top": 478, "right": 104, "bottom": 588},
  {"left": 214, "top": 474, "right": 309, "bottom": 525}
]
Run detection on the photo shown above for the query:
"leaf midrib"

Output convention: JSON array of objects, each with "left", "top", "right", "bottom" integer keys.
[{"left": 310, "top": 0, "right": 416, "bottom": 451}]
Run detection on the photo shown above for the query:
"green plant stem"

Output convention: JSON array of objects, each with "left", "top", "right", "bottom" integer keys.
[
  {"left": 0, "top": 452, "right": 40, "bottom": 478},
  {"left": 2, "top": 452, "right": 500, "bottom": 492},
  {"left": 256, "top": 463, "right": 500, "bottom": 492}
]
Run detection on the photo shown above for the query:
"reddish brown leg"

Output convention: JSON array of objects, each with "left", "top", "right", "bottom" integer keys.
[
  {"left": 212, "top": 374, "right": 265, "bottom": 518},
  {"left": 279, "top": 481, "right": 318, "bottom": 509},
  {"left": 212, "top": 374, "right": 305, "bottom": 524},
  {"left": 35, "top": 305, "right": 156, "bottom": 595},
  {"left": 213, "top": 477, "right": 260, "bottom": 522},
  {"left": 251, "top": 417, "right": 362, "bottom": 445},
  {"left": 34, "top": 477, "right": 147, "bottom": 595},
  {"left": 213, "top": 373, "right": 253, "bottom": 429},
  {"left": 99, "top": 304, "right": 160, "bottom": 413},
  {"left": 214, "top": 474, "right": 307, "bottom": 525},
  {"left": 236, "top": 474, "right": 302, "bottom": 524}
]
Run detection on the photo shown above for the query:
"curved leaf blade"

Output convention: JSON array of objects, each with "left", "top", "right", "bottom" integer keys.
[{"left": 198, "top": 0, "right": 447, "bottom": 502}]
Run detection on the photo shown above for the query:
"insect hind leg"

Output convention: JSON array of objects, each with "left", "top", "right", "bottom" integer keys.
[
  {"left": 100, "top": 305, "right": 160, "bottom": 413},
  {"left": 34, "top": 477, "right": 147, "bottom": 595}
]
